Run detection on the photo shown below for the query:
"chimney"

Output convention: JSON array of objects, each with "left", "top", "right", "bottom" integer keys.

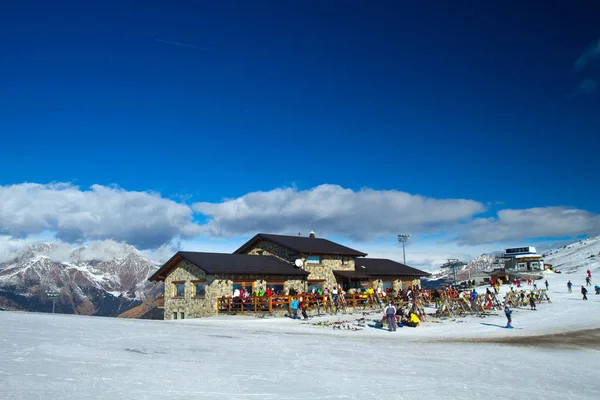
[{"left": 309, "top": 231, "right": 315, "bottom": 238}]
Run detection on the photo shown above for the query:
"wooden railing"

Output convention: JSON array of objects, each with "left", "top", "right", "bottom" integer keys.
[{"left": 216, "top": 292, "right": 434, "bottom": 314}]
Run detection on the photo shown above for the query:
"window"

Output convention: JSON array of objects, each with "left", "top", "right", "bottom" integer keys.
[
  {"left": 308, "top": 281, "right": 324, "bottom": 293},
  {"left": 517, "top": 263, "right": 527, "bottom": 270},
  {"left": 233, "top": 281, "right": 254, "bottom": 295},
  {"left": 306, "top": 255, "right": 321, "bottom": 264},
  {"left": 180, "top": 312, "right": 185, "bottom": 319},
  {"left": 343, "top": 281, "right": 362, "bottom": 291},
  {"left": 530, "top": 262, "right": 539, "bottom": 270},
  {"left": 382, "top": 281, "right": 393, "bottom": 291},
  {"left": 173, "top": 282, "right": 185, "bottom": 297},
  {"left": 172, "top": 312, "right": 178, "bottom": 320},
  {"left": 341, "top": 257, "right": 350, "bottom": 265},
  {"left": 266, "top": 282, "right": 285, "bottom": 295},
  {"left": 194, "top": 281, "right": 206, "bottom": 297}
]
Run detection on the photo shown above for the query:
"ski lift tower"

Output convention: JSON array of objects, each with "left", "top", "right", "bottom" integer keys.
[
  {"left": 45, "top": 289, "right": 60, "bottom": 314},
  {"left": 441, "top": 259, "right": 468, "bottom": 284},
  {"left": 397, "top": 234, "right": 410, "bottom": 265}
]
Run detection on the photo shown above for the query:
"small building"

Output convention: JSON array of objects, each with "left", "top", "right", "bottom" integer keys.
[
  {"left": 503, "top": 246, "right": 544, "bottom": 272},
  {"left": 149, "top": 232, "right": 430, "bottom": 320}
]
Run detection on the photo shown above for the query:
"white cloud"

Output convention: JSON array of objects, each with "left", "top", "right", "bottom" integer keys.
[
  {"left": 2, "top": 182, "right": 598, "bottom": 261},
  {"left": 0, "top": 235, "right": 38, "bottom": 263},
  {"left": 0, "top": 183, "right": 202, "bottom": 249},
  {"left": 192, "top": 184, "right": 486, "bottom": 241},
  {"left": 72, "top": 240, "right": 140, "bottom": 262},
  {"left": 360, "top": 249, "right": 473, "bottom": 272},
  {"left": 574, "top": 38, "right": 600, "bottom": 70},
  {"left": 139, "top": 242, "right": 182, "bottom": 264},
  {"left": 457, "top": 207, "right": 600, "bottom": 245}
]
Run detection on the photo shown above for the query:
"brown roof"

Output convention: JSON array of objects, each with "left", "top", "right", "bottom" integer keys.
[
  {"left": 148, "top": 252, "right": 309, "bottom": 282},
  {"left": 354, "top": 258, "right": 430, "bottom": 277},
  {"left": 233, "top": 233, "right": 367, "bottom": 257},
  {"left": 333, "top": 270, "right": 371, "bottom": 280}
]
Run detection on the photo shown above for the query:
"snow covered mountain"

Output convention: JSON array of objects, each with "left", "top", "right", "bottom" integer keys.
[
  {"left": 0, "top": 241, "right": 163, "bottom": 316},
  {"left": 425, "top": 253, "right": 502, "bottom": 283}
]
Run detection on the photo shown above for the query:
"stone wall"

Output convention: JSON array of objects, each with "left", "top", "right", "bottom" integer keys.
[
  {"left": 370, "top": 276, "right": 422, "bottom": 292},
  {"left": 164, "top": 260, "right": 210, "bottom": 320},
  {"left": 247, "top": 240, "right": 299, "bottom": 263},
  {"left": 163, "top": 259, "right": 309, "bottom": 319},
  {"left": 244, "top": 239, "right": 358, "bottom": 290}
]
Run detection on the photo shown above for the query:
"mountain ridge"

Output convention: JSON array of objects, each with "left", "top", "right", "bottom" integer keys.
[{"left": 0, "top": 241, "right": 164, "bottom": 316}]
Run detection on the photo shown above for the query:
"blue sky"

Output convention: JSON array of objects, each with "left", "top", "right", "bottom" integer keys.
[{"left": 1, "top": 1, "right": 599, "bottom": 269}]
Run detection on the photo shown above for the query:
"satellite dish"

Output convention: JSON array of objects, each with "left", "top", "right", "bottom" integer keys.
[{"left": 294, "top": 259, "right": 304, "bottom": 267}]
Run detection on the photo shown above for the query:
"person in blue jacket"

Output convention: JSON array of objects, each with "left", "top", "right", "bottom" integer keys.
[
  {"left": 470, "top": 289, "right": 478, "bottom": 307},
  {"left": 595, "top": 285, "right": 600, "bottom": 295},
  {"left": 504, "top": 306, "right": 513, "bottom": 329},
  {"left": 290, "top": 297, "right": 299, "bottom": 319}
]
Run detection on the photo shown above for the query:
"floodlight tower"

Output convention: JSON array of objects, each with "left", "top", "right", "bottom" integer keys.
[
  {"left": 45, "top": 289, "right": 60, "bottom": 314},
  {"left": 397, "top": 234, "right": 410, "bottom": 265}
]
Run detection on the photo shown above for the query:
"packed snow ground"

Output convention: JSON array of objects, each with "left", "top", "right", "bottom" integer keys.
[{"left": 1, "top": 258, "right": 599, "bottom": 399}]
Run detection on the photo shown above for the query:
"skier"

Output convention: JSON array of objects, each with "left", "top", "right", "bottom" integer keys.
[
  {"left": 594, "top": 285, "right": 600, "bottom": 295},
  {"left": 384, "top": 301, "right": 397, "bottom": 331},
  {"left": 567, "top": 280, "right": 572, "bottom": 293},
  {"left": 581, "top": 286, "right": 588, "bottom": 301},
  {"left": 544, "top": 280, "right": 549, "bottom": 290},
  {"left": 585, "top": 276, "right": 591, "bottom": 286},
  {"left": 504, "top": 306, "right": 513, "bottom": 329},
  {"left": 587, "top": 269, "right": 592, "bottom": 279},
  {"left": 529, "top": 292, "right": 537, "bottom": 310}
]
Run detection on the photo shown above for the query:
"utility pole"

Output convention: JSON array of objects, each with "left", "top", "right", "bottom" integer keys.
[
  {"left": 45, "top": 289, "right": 60, "bottom": 314},
  {"left": 397, "top": 234, "right": 410, "bottom": 265}
]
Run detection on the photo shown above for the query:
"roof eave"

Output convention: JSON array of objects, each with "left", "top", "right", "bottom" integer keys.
[
  {"left": 148, "top": 252, "right": 183, "bottom": 282},
  {"left": 232, "top": 234, "right": 262, "bottom": 254}
]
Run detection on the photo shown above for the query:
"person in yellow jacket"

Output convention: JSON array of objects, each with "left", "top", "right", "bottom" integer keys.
[{"left": 405, "top": 311, "right": 420, "bottom": 327}]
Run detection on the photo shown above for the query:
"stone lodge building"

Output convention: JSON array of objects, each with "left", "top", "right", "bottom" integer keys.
[{"left": 149, "top": 232, "right": 430, "bottom": 320}]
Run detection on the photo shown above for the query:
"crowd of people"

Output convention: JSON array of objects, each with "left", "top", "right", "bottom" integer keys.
[{"left": 224, "top": 267, "right": 596, "bottom": 330}]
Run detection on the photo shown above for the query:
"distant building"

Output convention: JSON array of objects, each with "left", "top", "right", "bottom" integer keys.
[{"left": 502, "top": 246, "right": 544, "bottom": 272}]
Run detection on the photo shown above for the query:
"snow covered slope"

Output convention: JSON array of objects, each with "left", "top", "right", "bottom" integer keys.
[
  {"left": 542, "top": 236, "right": 600, "bottom": 275},
  {"left": 1, "top": 255, "right": 599, "bottom": 399}
]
